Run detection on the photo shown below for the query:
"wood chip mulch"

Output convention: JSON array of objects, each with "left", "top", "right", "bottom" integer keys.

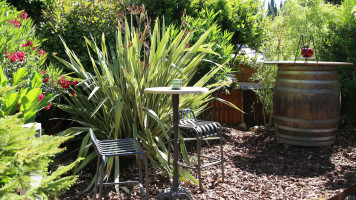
[{"left": 60, "top": 127, "right": 356, "bottom": 200}]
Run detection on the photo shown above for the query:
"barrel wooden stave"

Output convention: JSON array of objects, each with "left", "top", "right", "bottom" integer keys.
[{"left": 273, "top": 64, "right": 340, "bottom": 146}]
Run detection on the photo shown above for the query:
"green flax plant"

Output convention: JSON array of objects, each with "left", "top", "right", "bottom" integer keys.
[{"left": 56, "top": 11, "right": 231, "bottom": 187}]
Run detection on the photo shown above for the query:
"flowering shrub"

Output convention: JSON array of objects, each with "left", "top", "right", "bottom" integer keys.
[
  {"left": 0, "top": 1, "right": 62, "bottom": 122},
  {"left": 0, "top": 1, "right": 46, "bottom": 78}
]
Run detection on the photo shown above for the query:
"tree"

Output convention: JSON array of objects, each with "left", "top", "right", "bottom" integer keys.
[{"left": 267, "top": 0, "right": 277, "bottom": 17}]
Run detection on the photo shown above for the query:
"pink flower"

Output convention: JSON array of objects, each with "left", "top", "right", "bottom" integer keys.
[
  {"left": 41, "top": 70, "right": 45, "bottom": 74},
  {"left": 39, "top": 49, "right": 46, "bottom": 56},
  {"left": 71, "top": 89, "right": 75, "bottom": 96},
  {"left": 32, "top": 47, "right": 36, "bottom": 50},
  {"left": 38, "top": 93, "right": 44, "bottom": 101},
  {"left": 5, "top": 51, "right": 8, "bottom": 55},
  {"left": 71, "top": 81, "right": 78, "bottom": 86},
  {"left": 44, "top": 103, "right": 52, "bottom": 110}
]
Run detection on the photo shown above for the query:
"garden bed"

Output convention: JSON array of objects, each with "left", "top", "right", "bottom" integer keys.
[{"left": 60, "top": 127, "right": 355, "bottom": 200}]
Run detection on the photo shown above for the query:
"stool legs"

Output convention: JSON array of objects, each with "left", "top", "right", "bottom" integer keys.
[
  {"left": 197, "top": 137, "right": 202, "bottom": 190},
  {"left": 220, "top": 132, "right": 224, "bottom": 182}
]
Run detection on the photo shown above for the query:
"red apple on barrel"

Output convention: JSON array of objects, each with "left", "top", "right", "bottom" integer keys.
[{"left": 301, "top": 47, "right": 314, "bottom": 57}]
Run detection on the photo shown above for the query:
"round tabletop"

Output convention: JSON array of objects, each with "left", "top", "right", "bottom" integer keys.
[
  {"left": 264, "top": 61, "right": 353, "bottom": 66},
  {"left": 144, "top": 87, "right": 209, "bottom": 94}
]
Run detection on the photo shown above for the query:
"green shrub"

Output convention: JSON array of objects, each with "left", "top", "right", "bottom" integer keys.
[
  {"left": 39, "top": 0, "right": 125, "bottom": 72},
  {"left": 183, "top": 9, "right": 235, "bottom": 86},
  {"left": 190, "top": 0, "right": 267, "bottom": 49},
  {"left": 0, "top": 0, "right": 46, "bottom": 75},
  {"left": 0, "top": 1, "right": 58, "bottom": 123},
  {"left": 138, "top": 0, "right": 191, "bottom": 25},
  {"left": 55, "top": 6, "right": 235, "bottom": 187},
  {"left": 320, "top": 0, "right": 356, "bottom": 125},
  {"left": 0, "top": 114, "right": 80, "bottom": 199},
  {"left": 6, "top": 0, "right": 53, "bottom": 23},
  {"left": 0, "top": 66, "right": 55, "bottom": 123}
]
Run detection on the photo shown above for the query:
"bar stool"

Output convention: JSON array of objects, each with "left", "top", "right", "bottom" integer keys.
[
  {"left": 167, "top": 109, "right": 224, "bottom": 190},
  {"left": 89, "top": 129, "right": 149, "bottom": 200}
]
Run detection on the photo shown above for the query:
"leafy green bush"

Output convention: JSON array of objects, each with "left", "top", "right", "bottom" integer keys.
[
  {"left": 55, "top": 6, "right": 233, "bottom": 187},
  {"left": 0, "top": 0, "right": 46, "bottom": 74},
  {"left": 39, "top": 0, "right": 124, "bottom": 71},
  {"left": 138, "top": 0, "right": 191, "bottom": 25},
  {"left": 0, "top": 114, "right": 80, "bottom": 199},
  {"left": 183, "top": 9, "right": 235, "bottom": 85},
  {"left": 0, "top": 0, "right": 58, "bottom": 123},
  {"left": 263, "top": 0, "right": 338, "bottom": 61},
  {"left": 190, "top": 0, "right": 267, "bottom": 49},
  {"left": 6, "top": 0, "right": 53, "bottom": 23},
  {"left": 0, "top": 66, "right": 55, "bottom": 123},
  {"left": 320, "top": 0, "right": 356, "bottom": 125}
]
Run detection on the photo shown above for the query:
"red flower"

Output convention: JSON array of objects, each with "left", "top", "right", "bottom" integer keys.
[
  {"left": 5, "top": 51, "right": 8, "bottom": 55},
  {"left": 39, "top": 49, "right": 46, "bottom": 56},
  {"left": 71, "top": 81, "right": 78, "bottom": 86},
  {"left": 7, "top": 52, "right": 24, "bottom": 63},
  {"left": 32, "top": 47, "right": 36, "bottom": 50},
  {"left": 71, "top": 89, "right": 75, "bottom": 96},
  {"left": 44, "top": 77, "right": 50, "bottom": 83},
  {"left": 19, "top": 12, "right": 28, "bottom": 20},
  {"left": 43, "top": 103, "right": 52, "bottom": 110},
  {"left": 23, "top": 41, "right": 34, "bottom": 47},
  {"left": 38, "top": 93, "right": 44, "bottom": 101},
  {"left": 41, "top": 70, "right": 45, "bottom": 74},
  {"left": 9, "top": 18, "right": 21, "bottom": 27}
]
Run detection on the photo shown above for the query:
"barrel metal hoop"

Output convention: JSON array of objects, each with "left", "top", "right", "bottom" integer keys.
[
  {"left": 276, "top": 132, "right": 336, "bottom": 141},
  {"left": 275, "top": 86, "right": 340, "bottom": 93},
  {"left": 276, "top": 78, "right": 339, "bottom": 84},
  {"left": 279, "top": 66, "right": 338, "bottom": 71},
  {"left": 278, "top": 71, "right": 337, "bottom": 75},
  {"left": 274, "top": 114, "right": 339, "bottom": 124},
  {"left": 275, "top": 124, "right": 338, "bottom": 133}
]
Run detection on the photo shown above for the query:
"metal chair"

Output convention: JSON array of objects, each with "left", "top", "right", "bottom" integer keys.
[
  {"left": 167, "top": 109, "right": 224, "bottom": 190},
  {"left": 89, "top": 129, "right": 149, "bottom": 200}
]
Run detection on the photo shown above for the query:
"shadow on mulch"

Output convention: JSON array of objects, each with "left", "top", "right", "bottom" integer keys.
[{"left": 232, "top": 128, "right": 355, "bottom": 189}]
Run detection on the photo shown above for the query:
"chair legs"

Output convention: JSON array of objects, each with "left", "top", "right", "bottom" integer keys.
[
  {"left": 93, "top": 156, "right": 100, "bottom": 200},
  {"left": 98, "top": 157, "right": 105, "bottom": 200},
  {"left": 93, "top": 155, "right": 148, "bottom": 200}
]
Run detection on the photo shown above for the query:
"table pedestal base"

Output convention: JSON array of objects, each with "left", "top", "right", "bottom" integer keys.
[{"left": 155, "top": 187, "right": 193, "bottom": 200}]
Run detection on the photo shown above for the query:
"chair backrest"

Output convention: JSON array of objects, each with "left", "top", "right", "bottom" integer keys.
[
  {"left": 89, "top": 129, "right": 101, "bottom": 156},
  {"left": 169, "top": 109, "right": 197, "bottom": 125}
]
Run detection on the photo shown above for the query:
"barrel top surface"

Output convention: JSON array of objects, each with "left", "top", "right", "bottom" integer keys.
[{"left": 264, "top": 61, "right": 353, "bottom": 66}]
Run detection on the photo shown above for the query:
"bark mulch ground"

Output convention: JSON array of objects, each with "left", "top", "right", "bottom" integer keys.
[{"left": 60, "top": 127, "right": 356, "bottom": 200}]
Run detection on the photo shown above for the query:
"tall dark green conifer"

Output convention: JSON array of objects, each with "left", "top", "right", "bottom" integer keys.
[{"left": 267, "top": 0, "right": 277, "bottom": 17}]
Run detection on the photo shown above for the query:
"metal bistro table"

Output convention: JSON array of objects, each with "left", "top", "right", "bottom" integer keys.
[{"left": 145, "top": 87, "right": 209, "bottom": 200}]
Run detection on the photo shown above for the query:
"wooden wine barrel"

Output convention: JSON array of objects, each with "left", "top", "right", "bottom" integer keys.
[{"left": 265, "top": 61, "right": 353, "bottom": 146}]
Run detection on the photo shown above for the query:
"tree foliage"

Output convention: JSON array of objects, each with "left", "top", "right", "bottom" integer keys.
[{"left": 0, "top": 114, "right": 80, "bottom": 199}]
